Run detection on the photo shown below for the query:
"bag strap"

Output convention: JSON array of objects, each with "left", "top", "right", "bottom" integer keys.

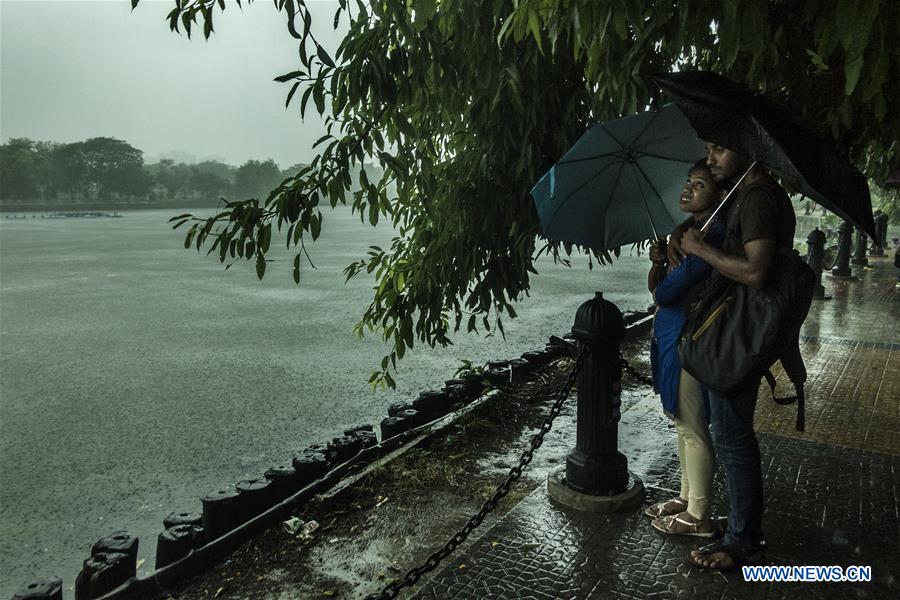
[{"left": 763, "top": 370, "right": 806, "bottom": 432}]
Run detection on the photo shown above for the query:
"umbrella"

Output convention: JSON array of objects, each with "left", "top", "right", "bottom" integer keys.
[
  {"left": 649, "top": 71, "right": 875, "bottom": 238},
  {"left": 530, "top": 103, "right": 705, "bottom": 253}
]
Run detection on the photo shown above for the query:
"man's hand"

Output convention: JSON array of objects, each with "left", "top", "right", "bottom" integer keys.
[
  {"left": 649, "top": 239, "right": 667, "bottom": 264},
  {"left": 668, "top": 228, "right": 686, "bottom": 266},
  {"left": 681, "top": 228, "right": 707, "bottom": 257}
]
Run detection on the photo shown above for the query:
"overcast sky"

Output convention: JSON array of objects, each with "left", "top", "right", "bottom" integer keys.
[{"left": 1, "top": 0, "right": 345, "bottom": 168}]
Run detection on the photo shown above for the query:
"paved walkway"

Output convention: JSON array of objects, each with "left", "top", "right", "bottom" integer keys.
[{"left": 415, "top": 259, "right": 899, "bottom": 599}]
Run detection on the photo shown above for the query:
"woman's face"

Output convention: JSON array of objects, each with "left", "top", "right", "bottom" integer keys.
[{"left": 679, "top": 169, "right": 719, "bottom": 214}]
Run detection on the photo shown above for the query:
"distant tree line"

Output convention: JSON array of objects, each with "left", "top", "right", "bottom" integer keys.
[{"left": 0, "top": 136, "right": 299, "bottom": 207}]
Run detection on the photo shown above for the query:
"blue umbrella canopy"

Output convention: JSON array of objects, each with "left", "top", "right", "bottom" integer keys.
[{"left": 531, "top": 104, "right": 705, "bottom": 253}]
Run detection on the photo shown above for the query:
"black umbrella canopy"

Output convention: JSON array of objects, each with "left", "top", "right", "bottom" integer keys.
[{"left": 649, "top": 71, "right": 875, "bottom": 238}]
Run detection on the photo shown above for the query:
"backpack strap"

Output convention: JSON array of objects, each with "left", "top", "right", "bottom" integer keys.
[{"left": 762, "top": 370, "right": 806, "bottom": 432}]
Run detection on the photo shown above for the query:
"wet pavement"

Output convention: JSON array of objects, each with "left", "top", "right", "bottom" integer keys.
[{"left": 416, "top": 259, "right": 899, "bottom": 599}]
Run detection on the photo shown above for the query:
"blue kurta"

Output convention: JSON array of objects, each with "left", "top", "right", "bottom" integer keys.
[{"left": 650, "top": 220, "right": 724, "bottom": 416}]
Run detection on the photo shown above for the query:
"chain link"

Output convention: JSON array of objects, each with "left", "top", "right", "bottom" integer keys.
[
  {"left": 365, "top": 346, "right": 590, "bottom": 600},
  {"left": 618, "top": 353, "right": 655, "bottom": 387}
]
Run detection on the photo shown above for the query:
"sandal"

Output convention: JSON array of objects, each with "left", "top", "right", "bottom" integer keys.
[
  {"left": 688, "top": 539, "right": 764, "bottom": 571},
  {"left": 651, "top": 511, "right": 717, "bottom": 538},
  {"left": 644, "top": 497, "right": 687, "bottom": 518}
]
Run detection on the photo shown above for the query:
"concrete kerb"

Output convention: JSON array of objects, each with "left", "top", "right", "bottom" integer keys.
[{"left": 27, "top": 312, "right": 654, "bottom": 600}]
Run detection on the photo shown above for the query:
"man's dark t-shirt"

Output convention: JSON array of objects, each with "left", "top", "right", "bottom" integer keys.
[{"left": 722, "top": 179, "right": 796, "bottom": 259}]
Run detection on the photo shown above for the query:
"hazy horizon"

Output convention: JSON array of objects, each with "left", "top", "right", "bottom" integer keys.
[{"left": 0, "top": 0, "right": 345, "bottom": 170}]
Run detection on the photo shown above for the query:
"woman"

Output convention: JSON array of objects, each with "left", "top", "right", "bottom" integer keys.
[{"left": 644, "top": 159, "right": 725, "bottom": 537}]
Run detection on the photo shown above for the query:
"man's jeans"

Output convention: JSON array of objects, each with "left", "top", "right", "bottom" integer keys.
[{"left": 708, "top": 379, "right": 764, "bottom": 548}]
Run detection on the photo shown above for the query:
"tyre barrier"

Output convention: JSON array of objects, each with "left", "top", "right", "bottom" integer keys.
[
  {"left": 162, "top": 511, "right": 202, "bottom": 531},
  {"left": 11, "top": 578, "right": 62, "bottom": 600},
  {"left": 352, "top": 429, "right": 378, "bottom": 449},
  {"left": 291, "top": 450, "right": 330, "bottom": 485},
  {"left": 235, "top": 478, "right": 276, "bottom": 523},
  {"left": 388, "top": 401, "right": 413, "bottom": 417},
  {"left": 90, "top": 532, "right": 138, "bottom": 575},
  {"left": 443, "top": 379, "right": 478, "bottom": 404},
  {"left": 507, "top": 357, "right": 531, "bottom": 383},
  {"left": 343, "top": 424, "right": 374, "bottom": 436},
  {"left": 325, "top": 435, "right": 364, "bottom": 463},
  {"left": 482, "top": 366, "right": 510, "bottom": 385},
  {"left": 264, "top": 465, "right": 300, "bottom": 501},
  {"left": 155, "top": 524, "right": 196, "bottom": 569},
  {"left": 200, "top": 487, "right": 241, "bottom": 541},
  {"left": 379, "top": 416, "right": 410, "bottom": 440},
  {"left": 412, "top": 390, "right": 453, "bottom": 419},
  {"left": 398, "top": 408, "right": 426, "bottom": 428},
  {"left": 455, "top": 373, "right": 485, "bottom": 395},
  {"left": 520, "top": 350, "right": 552, "bottom": 367},
  {"left": 73, "top": 552, "right": 131, "bottom": 600}
]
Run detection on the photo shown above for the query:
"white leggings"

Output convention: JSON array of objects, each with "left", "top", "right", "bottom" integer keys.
[{"left": 675, "top": 369, "right": 716, "bottom": 519}]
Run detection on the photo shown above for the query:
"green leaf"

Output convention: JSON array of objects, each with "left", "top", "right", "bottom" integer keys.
[
  {"left": 528, "top": 10, "right": 543, "bottom": 52},
  {"left": 401, "top": 318, "right": 414, "bottom": 348},
  {"left": 844, "top": 57, "right": 864, "bottom": 96},
  {"left": 806, "top": 49, "right": 828, "bottom": 71},
  {"left": 203, "top": 11, "right": 213, "bottom": 39},
  {"left": 395, "top": 114, "right": 416, "bottom": 139},
  {"left": 300, "top": 86, "right": 314, "bottom": 117},
  {"left": 256, "top": 255, "right": 266, "bottom": 280},
  {"left": 312, "top": 212, "right": 323, "bottom": 240},
  {"left": 497, "top": 14, "right": 515, "bottom": 45},
  {"left": 316, "top": 44, "right": 336, "bottom": 68},
  {"left": 260, "top": 223, "right": 272, "bottom": 253},
  {"left": 313, "top": 83, "right": 325, "bottom": 115},
  {"left": 285, "top": 80, "right": 301, "bottom": 108},
  {"left": 612, "top": 10, "right": 627, "bottom": 40},
  {"left": 293, "top": 253, "right": 301, "bottom": 284}
]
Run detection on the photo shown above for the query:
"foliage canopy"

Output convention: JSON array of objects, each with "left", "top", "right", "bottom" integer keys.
[{"left": 138, "top": 0, "right": 900, "bottom": 388}]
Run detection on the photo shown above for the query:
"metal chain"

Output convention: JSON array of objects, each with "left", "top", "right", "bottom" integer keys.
[
  {"left": 618, "top": 353, "right": 655, "bottom": 387},
  {"left": 365, "top": 346, "right": 590, "bottom": 600}
]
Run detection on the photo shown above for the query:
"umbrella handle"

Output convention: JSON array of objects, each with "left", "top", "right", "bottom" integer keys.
[{"left": 701, "top": 161, "right": 757, "bottom": 232}]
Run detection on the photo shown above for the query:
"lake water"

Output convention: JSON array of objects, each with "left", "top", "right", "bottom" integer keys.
[{"left": 0, "top": 207, "right": 653, "bottom": 594}]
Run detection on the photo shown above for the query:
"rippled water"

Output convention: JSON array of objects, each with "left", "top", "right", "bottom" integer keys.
[{"left": 0, "top": 207, "right": 652, "bottom": 594}]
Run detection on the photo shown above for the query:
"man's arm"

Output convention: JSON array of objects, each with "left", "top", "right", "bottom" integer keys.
[
  {"left": 681, "top": 229, "right": 775, "bottom": 289},
  {"left": 666, "top": 217, "right": 694, "bottom": 266}
]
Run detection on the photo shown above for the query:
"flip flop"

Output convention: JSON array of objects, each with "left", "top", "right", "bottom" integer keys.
[{"left": 688, "top": 539, "right": 764, "bottom": 571}]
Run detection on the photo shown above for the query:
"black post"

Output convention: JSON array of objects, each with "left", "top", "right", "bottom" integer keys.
[
  {"left": 852, "top": 227, "right": 869, "bottom": 266},
  {"left": 870, "top": 211, "right": 888, "bottom": 257},
  {"left": 565, "top": 292, "right": 627, "bottom": 495},
  {"left": 831, "top": 220, "right": 853, "bottom": 277},
  {"left": 806, "top": 228, "right": 826, "bottom": 299}
]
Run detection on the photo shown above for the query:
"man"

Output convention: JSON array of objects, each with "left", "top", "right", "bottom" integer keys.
[{"left": 669, "top": 142, "right": 796, "bottom": 569}]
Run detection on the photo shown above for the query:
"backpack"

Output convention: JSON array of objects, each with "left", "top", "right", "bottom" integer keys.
[{"left": 678, "top": 187, "right": 814, "bottom": 431}]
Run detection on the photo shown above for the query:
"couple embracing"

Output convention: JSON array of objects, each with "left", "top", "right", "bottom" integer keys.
[{"left": 645, "top": 143, "right": 796, "bottom": 571}]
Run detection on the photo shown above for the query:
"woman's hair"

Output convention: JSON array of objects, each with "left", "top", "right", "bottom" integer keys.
[
  {"left": 688, "top": 159, "right": 724, "bottom": 193},
  {"left": 688, "top": 158, "right": 713, "bottom": 177}
]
